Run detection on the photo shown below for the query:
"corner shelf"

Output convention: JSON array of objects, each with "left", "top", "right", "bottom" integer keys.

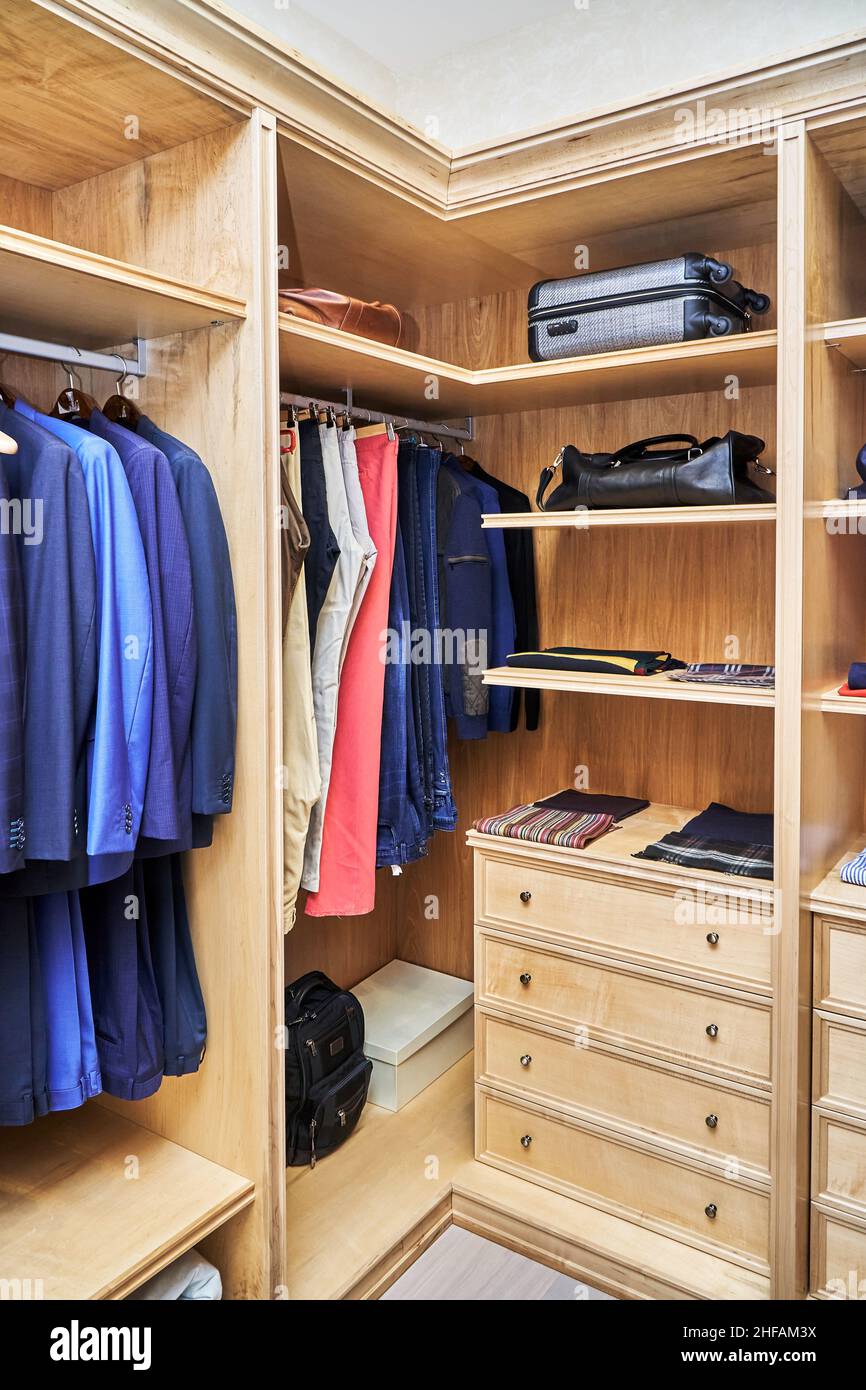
[
  {"left": 823, "top": 317, "right": 866, "bottom": 370},
  {"left": 0, "top": 225, "right": 247, "bottom": 349},
  {"left": 483, "top": 503, "right": 776, "bottom": 529},
  {"left": 808, "top": 684, "right": 866, "bottom": 714},
  {"left": 278, "top": 314, "right": 777, "bottom": 420},
  {"left": 483, "top": 666, "right": 775, "bottom": 708},
  {"left": 0, "top": 1105, "right": 254, "bottom": 1299},
  {"left": 807, "top": 841, "right": 866, "bottom": 920}
]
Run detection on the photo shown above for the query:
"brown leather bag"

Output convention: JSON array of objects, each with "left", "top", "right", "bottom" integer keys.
[{"left": 278, "top": 288, "right": 402, "bottom": 347}]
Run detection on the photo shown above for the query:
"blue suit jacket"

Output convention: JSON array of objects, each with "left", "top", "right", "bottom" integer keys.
[
  {"left": 0, "top": 404, "right": 97, "bottom": 861},
  {"left": 89, "top": 412, "right": 196, "bottom": 845},
  {"left": 0, "top": 453, "right": 25, "bottom": 874},
  {"left": 13, "top": 401, "right": 154, "bottom": 860},
  {"left": 137, "top": 417, "right": 237, "bottom": 841}
]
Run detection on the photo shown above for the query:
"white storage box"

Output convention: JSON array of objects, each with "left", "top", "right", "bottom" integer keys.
[{"left": 353, "top": 960, "right": 474, "bottom": 1111}]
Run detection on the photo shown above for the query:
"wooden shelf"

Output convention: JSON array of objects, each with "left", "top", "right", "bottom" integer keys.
[
  {"left": 483, "top": 665, "right": 775, "bottom": 708},
  {"left": 279, "top": 314, "right": 777, "bottom": 420},
  {"left": 484, "top": 503, "right": 776, "bottom": 529},
  {"left": 823, "top": 317, "right": 866, "bottom": 370},
  {"left": 468, "top": 800, "right": 776, "bottom": 895},
  {"left": 0, "top": 225, "right": 247, "bottom": 349},
  {"left": 805, "top": 498, "right": 866, "bottom": 522},
  {"left": 809, "top": 683, "right": 866, "bottom": 714},
  {"left": 285, "top": 1054, "right": 474, "bottom": 1300},
  {"left": 807, "top": 840, "right": 866, "bottom": 920},
  {"left": 0, "top": 1104, "right": 254, "bottom": 1300}
]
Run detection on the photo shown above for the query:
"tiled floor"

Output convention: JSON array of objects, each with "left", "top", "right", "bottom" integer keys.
[{"left": 382, "top": 1224, "right": 616, "bottom": 1301}]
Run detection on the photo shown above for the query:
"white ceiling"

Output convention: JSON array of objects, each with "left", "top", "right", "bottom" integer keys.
[{"left": 293, "top": 0, "right": 569, "bottom": 69}]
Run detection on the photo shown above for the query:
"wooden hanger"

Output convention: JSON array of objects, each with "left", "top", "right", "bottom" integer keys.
[
  {"left": 0, "top": 382, "right": 18, "bottom": 408},
  {"left": 51, "top": 364, "right": 97, "bottom": 421},
  {"left": 0, "top": 428, "right": 17, "bottom": 455},
  {"left": 103, "top": 361, "right": 141, "bottom": 426}
]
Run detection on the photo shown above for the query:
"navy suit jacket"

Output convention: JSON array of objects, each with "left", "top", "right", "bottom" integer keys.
[
  {"left": 89, "top": 412, "right": 196, "bottom": 846},
  {"left": 136, "top": 418, "right": 237, "bottom": 843},
  {"left": 0, "top": 453, "right": 25, "bottom": 874},
  {"left": 0, "top": 404, "right": 97, "bottom": 862}
]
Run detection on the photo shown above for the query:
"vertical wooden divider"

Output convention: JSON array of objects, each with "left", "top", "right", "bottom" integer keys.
[{"left": 771, "top": 120, "right": 809, "bottom": 1300}]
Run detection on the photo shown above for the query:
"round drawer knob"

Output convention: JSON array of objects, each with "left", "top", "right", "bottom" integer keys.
[
  {"left": 705, "top": 1203, "right": 718, "bottom": 1220},
  {"left": 705, "top": 1113, "right": 719, "bottom": 1129},
  {"left": 706, "top": 932, "right": 720, "bottom": 946},
  {"left": 706, "top": 1023, "right": 719, "bottom": 1038},
  {"left": 519, "top": 890, "right": 532, "bottom": 904},
  {"left": 519, "top": 972, "right": 532, "bottom": 987},
  {"left": 520, "top": 1134, "right": 532, "bottom": 1149},
  {"left": 520, "top": 1054, "right": 532, "bottom": 1068}
]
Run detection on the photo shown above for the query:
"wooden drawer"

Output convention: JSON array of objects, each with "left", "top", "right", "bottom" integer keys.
[
  {"left": 811, "top": 1204, "right": 866, "bottom": 1299},
  {"left": 477, "top": 1010, "right": 770, "bottom": 1176},
  {"left": 478, "top": 1090, "right": 769, "bottom": 1267},
  {"left": 813, "top": 1011, "right": 866, "bottom": 1120},
  {"left": 476, "top": 849, "right": 772, "bottom": 993},
  {"left": 478, "top": 933, "right": 771, "bottom": 1087},
  {"left": 813, "top": 1109, "right": 866, "bottom": 1218},
  {"left": 814, "top": 916, "right": 866, "bottom": 1022}
]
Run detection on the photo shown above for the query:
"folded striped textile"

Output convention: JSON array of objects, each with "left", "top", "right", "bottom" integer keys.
[
  {"left": 473, "top": 802, "right": 615, "bottom": 849},
  {"left": 633, "top": 832, "right": 773, "bottom": 880},
  {"left": 841, "top": 849, "right": 866, "bottom": 886},
  {"left": 506, "top": 647, "right": 686, "bottom": 677},
  {"left": 667, "top": 663, "right": 775, "bottom": 688}
]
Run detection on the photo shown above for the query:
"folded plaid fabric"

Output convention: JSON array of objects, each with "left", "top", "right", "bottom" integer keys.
[
  {"left": 841, "top": 849, "right": 866, "bottom": 886},
  {"left": 633, "top": 832, "right": 773, "bottom": 880},
  {"left": 506, "top": 647, "right": 686, "bottom": 677},
  {"left": 474, "top": 802, "right": 615, "bottom": 849},
  {"left": 667, "top": 663, "right": 775, "bottom": 688}
]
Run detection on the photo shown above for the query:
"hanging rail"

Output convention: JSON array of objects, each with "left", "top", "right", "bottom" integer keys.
[
  {"left": 0, "top": 333, "right": 147, "bottom": 378},
  {"left": 279, "top": 389, "right": 473, "bottom": 442}
]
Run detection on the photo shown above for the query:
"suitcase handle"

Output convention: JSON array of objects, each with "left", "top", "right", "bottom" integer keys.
[{"left": 616, "top": 434, "right": 700, "bottom": 462}]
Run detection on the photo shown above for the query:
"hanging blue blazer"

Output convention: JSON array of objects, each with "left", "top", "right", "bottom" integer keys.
[
  {"left": 0, "top": 453, "right": 26, "bottom": 875},
  {"left": 89, "top": 412, "right": 197, "bottom": 846},
  {"left": 13, "top": 401, "right": 154, "bottom": 861},
  {"left": 0, "top": 404, "right": 97, "bottom": 862},
  {"left": 136, "top": 417, "right": 237, "bottom": 846}
]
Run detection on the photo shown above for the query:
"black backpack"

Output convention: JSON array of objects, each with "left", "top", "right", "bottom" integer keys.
[{"left": 284, "top": 971, "right": 372, "bottom": 1167}]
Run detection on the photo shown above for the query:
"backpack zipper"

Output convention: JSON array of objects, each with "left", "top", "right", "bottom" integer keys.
[{"left": 309, "top": 1118, "right": 317, "bottom": 1168}]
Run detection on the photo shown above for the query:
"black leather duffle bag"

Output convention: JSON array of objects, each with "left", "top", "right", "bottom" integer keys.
[
  {"left": 536, "top": 432, "right": 772, "bottom": 511},
  {"left": 284, "top": 970, "right": 372, "bottom": 1167}
]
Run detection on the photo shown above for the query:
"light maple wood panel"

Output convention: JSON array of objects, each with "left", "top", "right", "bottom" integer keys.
[
  {"left": 813, "top": 1010, "right": 866, "bottom": 1120},
  {"left": 0, "top": 1106, "right": 252, "bottom": 1300},
  {"left": 824, "top": 317, "right": 866, "bottom": 371},
  {"left": 0, "top": 0, "right": 240, "bottom": 191},
  {"left": 477, "top": 1091, "right": 770, "bottom": 1269},
  {"left": 484, "top": 666, "right": 775, "bottom": 708},
  {"left": 812, "top": 1109, "right": 866, "bottom": 1218},
  {"left": 811, "top": 1203, "right": 866, "bottom": 1298},
  {"left": 477, "top": 1011, "right": 771, "bottom": 1176},
  {"left": 808, "top": 846, "right": 866, "bottom": 921},
  {"left": 285, "top": 1054, "right": 474, "bottom": 1299},
  {"left": 478, "top": 932, "right": 772, "bottom": 1088},
  {"left": 814, "top": 915, "right": 866, "bottom": 1020},
  {"left": 484, "top": 504, "right": 776, "bottom": 529},
  {"left": 0, "top": 172, "right": 52, "bottom": 238}
]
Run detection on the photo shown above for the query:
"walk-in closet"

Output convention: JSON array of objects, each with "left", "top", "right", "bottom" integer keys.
[{"left": 3, "top": 0, "right": 866, "bottom": 1308}]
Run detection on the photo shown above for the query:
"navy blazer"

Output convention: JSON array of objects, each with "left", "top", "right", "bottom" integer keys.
[
  {"left": 0, "top": 404, "right": 97, "bottom": 862},
  {"left": 89, "top": 412, "right": 196, "bottom": 845},
  {"left": 136, "top": 418, "right": 237, "bottom": 838},
  {"left": 0, "top": 453, "right": 25, "bottom": 874}
]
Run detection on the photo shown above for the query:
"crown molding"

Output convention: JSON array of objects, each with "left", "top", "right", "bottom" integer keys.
[{"left": 37, "top": 0, "right": 866, "bottom": 219}]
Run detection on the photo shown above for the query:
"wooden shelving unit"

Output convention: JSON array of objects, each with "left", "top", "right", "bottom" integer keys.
[
  {"left": 810, "top": 684, "right": 866, "bottom": 714},
  {"left": 806, "top": 841, "right": 866, "bottom": 918},
  {"left": 278, "top": 314, "right": 777, "bottom": 419},
  {"left": 0, "top": 225, "right": 247, "bottom": 348},
  {"left": 483, "top": 503, "right": 776, "bottom": 529},
  {"left": 0, "top": 1106, "right": 253, "bottom": 1300},
  {"left": 483, "top": 665, "right": 775, "bottom": 709}
]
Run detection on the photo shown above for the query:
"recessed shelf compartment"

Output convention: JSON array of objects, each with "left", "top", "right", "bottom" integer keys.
[
  {"left": 823, "top": 317, "right": 866, "bottom": 370},
  {"left": 807, "top": 841, "right": 866, "bottom": 919},
  {"left": 278, "top": 314, "right": 777, "bottom": 420},
  {"left": 0, "top": 225, "right": 247, "bottom": 348},
  {"left": 0, "top": 1105, "right": 254, "bottom": 1300},
  {"left": 483, "top": 666, "right": 775, "bottom": 709},
  {"left": 483, "top": 504, "right": 776, "bottom": 529}
]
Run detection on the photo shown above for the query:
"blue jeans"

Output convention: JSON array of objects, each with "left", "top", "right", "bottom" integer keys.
[{"left": 376, "top": 519, "right": 428, "bottom": 868}]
